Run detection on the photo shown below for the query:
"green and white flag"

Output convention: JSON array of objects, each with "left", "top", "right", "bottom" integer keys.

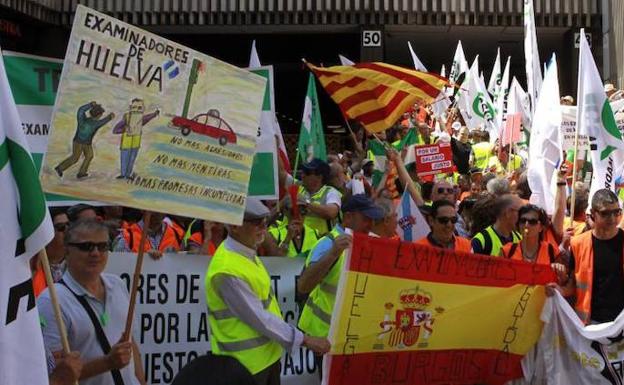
[
  {"left": 494, "top": 56, "right": 511, "bottom": 130},
  {"left": 298, "top": 73, "right": 327, "bottom": 162},
  {"left": 524, "top": 0, "right": 542, "bottom": 117},
  {"left": 577, "top": 29, "right": 624, "bottom": 198},
  {"left": 449, "top": 41, "right": 469, "bottom": 85},
  {"left": 0, "top": 48, "right": 53, "bottom": 385},
  {"left": 487, "top": 48, "right": 502, "bottom": 96},
  {"left": 368, "top": 139, "right": 387, "bottom": 187},
  {"left": 457, "top": 60, "right": 498, "bottom": 140},
  {"left": 247, "top": 65, "right": 280, "bottom": 199}
]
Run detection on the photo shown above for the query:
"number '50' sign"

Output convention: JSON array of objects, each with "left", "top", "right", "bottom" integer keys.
[{"left": 362, "top": 30, "right": 382, "bottom": 47}]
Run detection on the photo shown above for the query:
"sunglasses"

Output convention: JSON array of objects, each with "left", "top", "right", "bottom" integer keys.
[
  {"left": 54, "top": 222, "right": 69, "bottom": 232},
  {"left": 518, "top": 218, "right": 539, "bottom": 225},
  {"left": 596, "top": 208, "right": 623, "bottom": 218},
  {"left": 68, "top": 241, "right": 109, "bottom": 252},
  {"left": 435, "top": 216, "right": 458, "bottom": 225},
  {"left": 436, "top": 187, "right": 455, "bottom": 195}
]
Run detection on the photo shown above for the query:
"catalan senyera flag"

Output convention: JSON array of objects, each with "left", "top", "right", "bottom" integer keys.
[
  {"left": 307, "top": 62, "right": 448, "bottom": 133},
  {"left": 324, "top": 233, "right": 555, "bottom": 385}
]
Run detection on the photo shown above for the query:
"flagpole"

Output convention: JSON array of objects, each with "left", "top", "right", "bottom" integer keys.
[
  {"left": 122, "top": 210, "right": 151, "bottom": 341},
  {"left": 508, "top": 118, "right": 515, "bottom": 173},
  {"left": 569, "top": 129, "right": 581, "bottom": 223},
  {"left": 38, "top": 249, "right": 71, "bottom": 354}
]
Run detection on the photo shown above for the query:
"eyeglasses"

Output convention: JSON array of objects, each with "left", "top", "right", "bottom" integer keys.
[
  {"left": 54, "top": 222, "right": 69, "bottom": 232},
  {"left": 596, "top": 208, "right": 623, "bottom": 218},
  {"left": 68, "top": 241, "right": 109, "bottom": 252},
  {"left": 436, "top": 188, "right": 455, "bottom": 195},
  {"left": 435, "top": 216, "right": 458, "bottom": 225},
  {"left": 518, "top": 218, "right": 539, "bottom": 225}
]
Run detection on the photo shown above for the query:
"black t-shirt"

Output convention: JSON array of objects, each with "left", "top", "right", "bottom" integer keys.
[
  {"left": 451, "top": 137, "right": 472, "bottom": 175},
  {"left": 570, "top": 229, "right": 624, "bottom": 323}
]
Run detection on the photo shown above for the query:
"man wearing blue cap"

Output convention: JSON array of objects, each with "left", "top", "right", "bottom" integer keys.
[
  {"left": 298, "top": 158, "right": 342, "bottom": 236},
  {"left": 205, "top": 198, "right": 330, "bottom": 385},
  {"left": 297, "top": 194, "right": 384, "bottom": 374}
]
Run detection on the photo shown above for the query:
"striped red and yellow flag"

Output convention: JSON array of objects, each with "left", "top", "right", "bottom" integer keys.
[
  {"left": 326, "top": 233, "right": 555, "bottom": 385},
  {"left": 307, "top": 62, "right": 448, "bottom": 132}
]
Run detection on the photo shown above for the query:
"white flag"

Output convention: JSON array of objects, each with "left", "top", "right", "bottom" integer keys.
[
  {"left": 338, "top": 54, "right": 354, "bottom": 66},
  {"left": 577, "top": 28, "right": 624, "bottom": 199},
  {"left": 449, "top": 41, "right": 469, "bottom": 84},
  {"left": 528, "top": 55, "right": 562, "bottom": 215},
  {"left": 440, "top": 64, "right": 446, "bottom": 78},
  {"left": 487, "top": 48, "right": 502, "bottom": 96},
  {"left": 396, "top": 190, "right": 430, "bottom": 242},
  {"left": 457, "top": 60, "right": 498, "bottom": 140},
  {"left": 249, "top": 40, "right": 261, "bottom": 68},
  {"left": 494, "top": 56, "right": 512, "bottom": 130},
  {"left": 0, "top": 48, "right": 54, "bottom": 385},
  {"left": 506, "top": 77, "right": 532, "bottom": 133},
  {"left": 524, "top": 292, "right": 624, "bottom": 385},
  {"left": 407, "top": 41, "right": 427, "bottom": 72},
  {"left": 524, "top": 0, "right": 542, "bottom": 117}
]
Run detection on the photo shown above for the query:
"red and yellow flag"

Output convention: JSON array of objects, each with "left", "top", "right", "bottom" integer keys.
[
  {"left": 307, "top": 62, "right": 447, "bottom": 133},
  {"left": 326, "top": 233, "right": 555, "bottom": 385}
]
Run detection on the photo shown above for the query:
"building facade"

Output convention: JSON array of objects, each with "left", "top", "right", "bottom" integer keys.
[{"left": 0, "top": 0, "right": 621, "bottom": 134}]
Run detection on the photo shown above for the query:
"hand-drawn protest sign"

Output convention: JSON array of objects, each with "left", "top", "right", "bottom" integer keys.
[
  {"left": 41, "top": 6, "right": 266, "bottom": 225},
  {"left": 106, "top": 253, "right": 319, "bottom": 385},
  {"left": 325, "top": 233, "right": 555, "bottom": 385}
]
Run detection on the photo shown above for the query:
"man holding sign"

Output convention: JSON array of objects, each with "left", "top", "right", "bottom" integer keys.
[
  {"left": 38, "top": 219, "right": 146, "bottom": 385},
  {"left": 205, "top": 198, "right": 330, "bottom": 385}
]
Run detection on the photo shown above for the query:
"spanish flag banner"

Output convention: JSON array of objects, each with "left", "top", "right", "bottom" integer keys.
[
  {"left": 307, "top": 62, "right": 448, "bottom": 133},
  {"left": 324, "top": 233, "right": 556, "bottom": 385}
]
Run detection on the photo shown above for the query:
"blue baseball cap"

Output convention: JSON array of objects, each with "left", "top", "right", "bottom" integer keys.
[{"left": 342, "top": 194, "right": 384, "bottom": 220}]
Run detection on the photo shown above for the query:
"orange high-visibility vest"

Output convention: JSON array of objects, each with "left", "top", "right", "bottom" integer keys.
[
  {"left": 568, "top": 231, "right": 624, "bottom": 325},
  {"left": 121, "top": 222, "right": 183, "bottom": 253},
  {"left": 502, "top": 241, "right": 555, "bottom": 266},
  {"left": 32, "top": 264, "right": 47, "bottom": 297},
  {"left": 415, "top": 235, "right": 472, "bottom": 253}
]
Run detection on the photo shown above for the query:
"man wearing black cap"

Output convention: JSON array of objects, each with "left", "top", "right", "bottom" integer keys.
[
  {"left": 297, "top": 194, "right": 383, "bottom": 372},
  {"left": 298, "top": 158, "right": 342, "bottom": 237},
  {"left": 205, "top": 198, "right": 330, "bottom": 385}
]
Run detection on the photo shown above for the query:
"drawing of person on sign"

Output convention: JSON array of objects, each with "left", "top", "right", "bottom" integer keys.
[
  {"left": 54, "top": 101, "right": 115, "bottom": 180},
  {"left": 112, "top": 98, "right": 160, "bottom": 180}
]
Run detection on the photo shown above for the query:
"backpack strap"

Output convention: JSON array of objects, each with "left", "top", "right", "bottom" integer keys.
[
  {"left": 59, "top": 280, "right": 125, "bottom": 385},
  {"left": 547, "top": 243, "right": 556, "bottom": 264},
  {"left": 507, "top": 243, "right": 519, "bottom": 259}
]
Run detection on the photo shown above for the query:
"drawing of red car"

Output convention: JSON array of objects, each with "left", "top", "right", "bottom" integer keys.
[{"left": 169, "top": 109, "right": 237, "bottom": 145}]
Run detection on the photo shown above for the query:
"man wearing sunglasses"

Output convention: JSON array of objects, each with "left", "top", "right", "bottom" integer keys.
[
  {"left": 472, "top": 194, "right": 523, "bottom": 256},
  {"left": 297, "top": 158, "right": 342, "bottom": 237},
  {"left": 566, "top": 189, "right": 624, "bottom": 325},
  {"left": 416, "top": 200, "right": 472, "bottom": 252},
  {"left": 37, "top": 219, "right": 146, "bottom": 385},
  {"left": 297, "top": 194, "right": 384, "bottom": 375},
  {"left": 206, "top": 198, "right": 330, "bottom": 385}
]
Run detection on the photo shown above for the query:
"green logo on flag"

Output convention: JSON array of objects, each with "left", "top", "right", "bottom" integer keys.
[
  {"left": 600, "top": 101, "right": 622, "bottom": 160},
  {"left": 472, "top": 92, "right": 495, "bottom": 120}
]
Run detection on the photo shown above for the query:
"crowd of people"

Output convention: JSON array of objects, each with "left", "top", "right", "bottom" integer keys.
[{"left": 35, "top": 82, "right": 624, "bottom": 385}]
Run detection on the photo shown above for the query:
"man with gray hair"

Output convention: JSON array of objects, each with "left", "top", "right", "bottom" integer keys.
[
  {"left": 37, "top": 219, "right": 146, "bottom": 385},
  {"left": 566, "top": 188, "right": 624, "bottom": 324},
  {"left": 370, "top": 198, "right": 398, "bottom": 238},
  {"left": 206, "top": 198, "right": 330, "bottom": 384},
  {"left": 472, "top": 194, "right": 523, "bottom": 256},
  {"left": 486, "top": 177, "right": 510, "bottom": 197}
]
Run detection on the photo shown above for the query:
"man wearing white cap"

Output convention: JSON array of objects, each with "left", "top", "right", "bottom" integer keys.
[{"left": 205, "top": 198, "right": 330, "bottom": 385}]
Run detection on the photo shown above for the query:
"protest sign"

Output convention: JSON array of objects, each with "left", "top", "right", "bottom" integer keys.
[
  {"left": 247, "top": 66, "right": 279, "bottom": 199},
  {"left": 324, "top": 233, "right": 555, "bottom": 385},
  {"left": 2, "top": 51, "right": 91, "bottom": 206},
  {"left": 409, "top": 142, "right": 453, "bottom": 176},
  {"left": 560, "top": 105, "right": 589, "bottom": 154},
  {"left": 41, "top": 6, "right": 266, "bottom": 225},
  {"left": 106, "top": 253, "right": 318, "bottom": 385}
]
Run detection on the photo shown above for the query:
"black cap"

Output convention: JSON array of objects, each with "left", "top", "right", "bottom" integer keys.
[
  {"left": 301, "top": 158, "right": 330, "bottom": 177},
  {"left": 342, "top": 194, "right": 384, "bottom": 220}
]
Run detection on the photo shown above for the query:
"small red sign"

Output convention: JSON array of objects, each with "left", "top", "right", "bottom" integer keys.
[{"left": 414, "top": 142, "right": 454, "bottom": 176}]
